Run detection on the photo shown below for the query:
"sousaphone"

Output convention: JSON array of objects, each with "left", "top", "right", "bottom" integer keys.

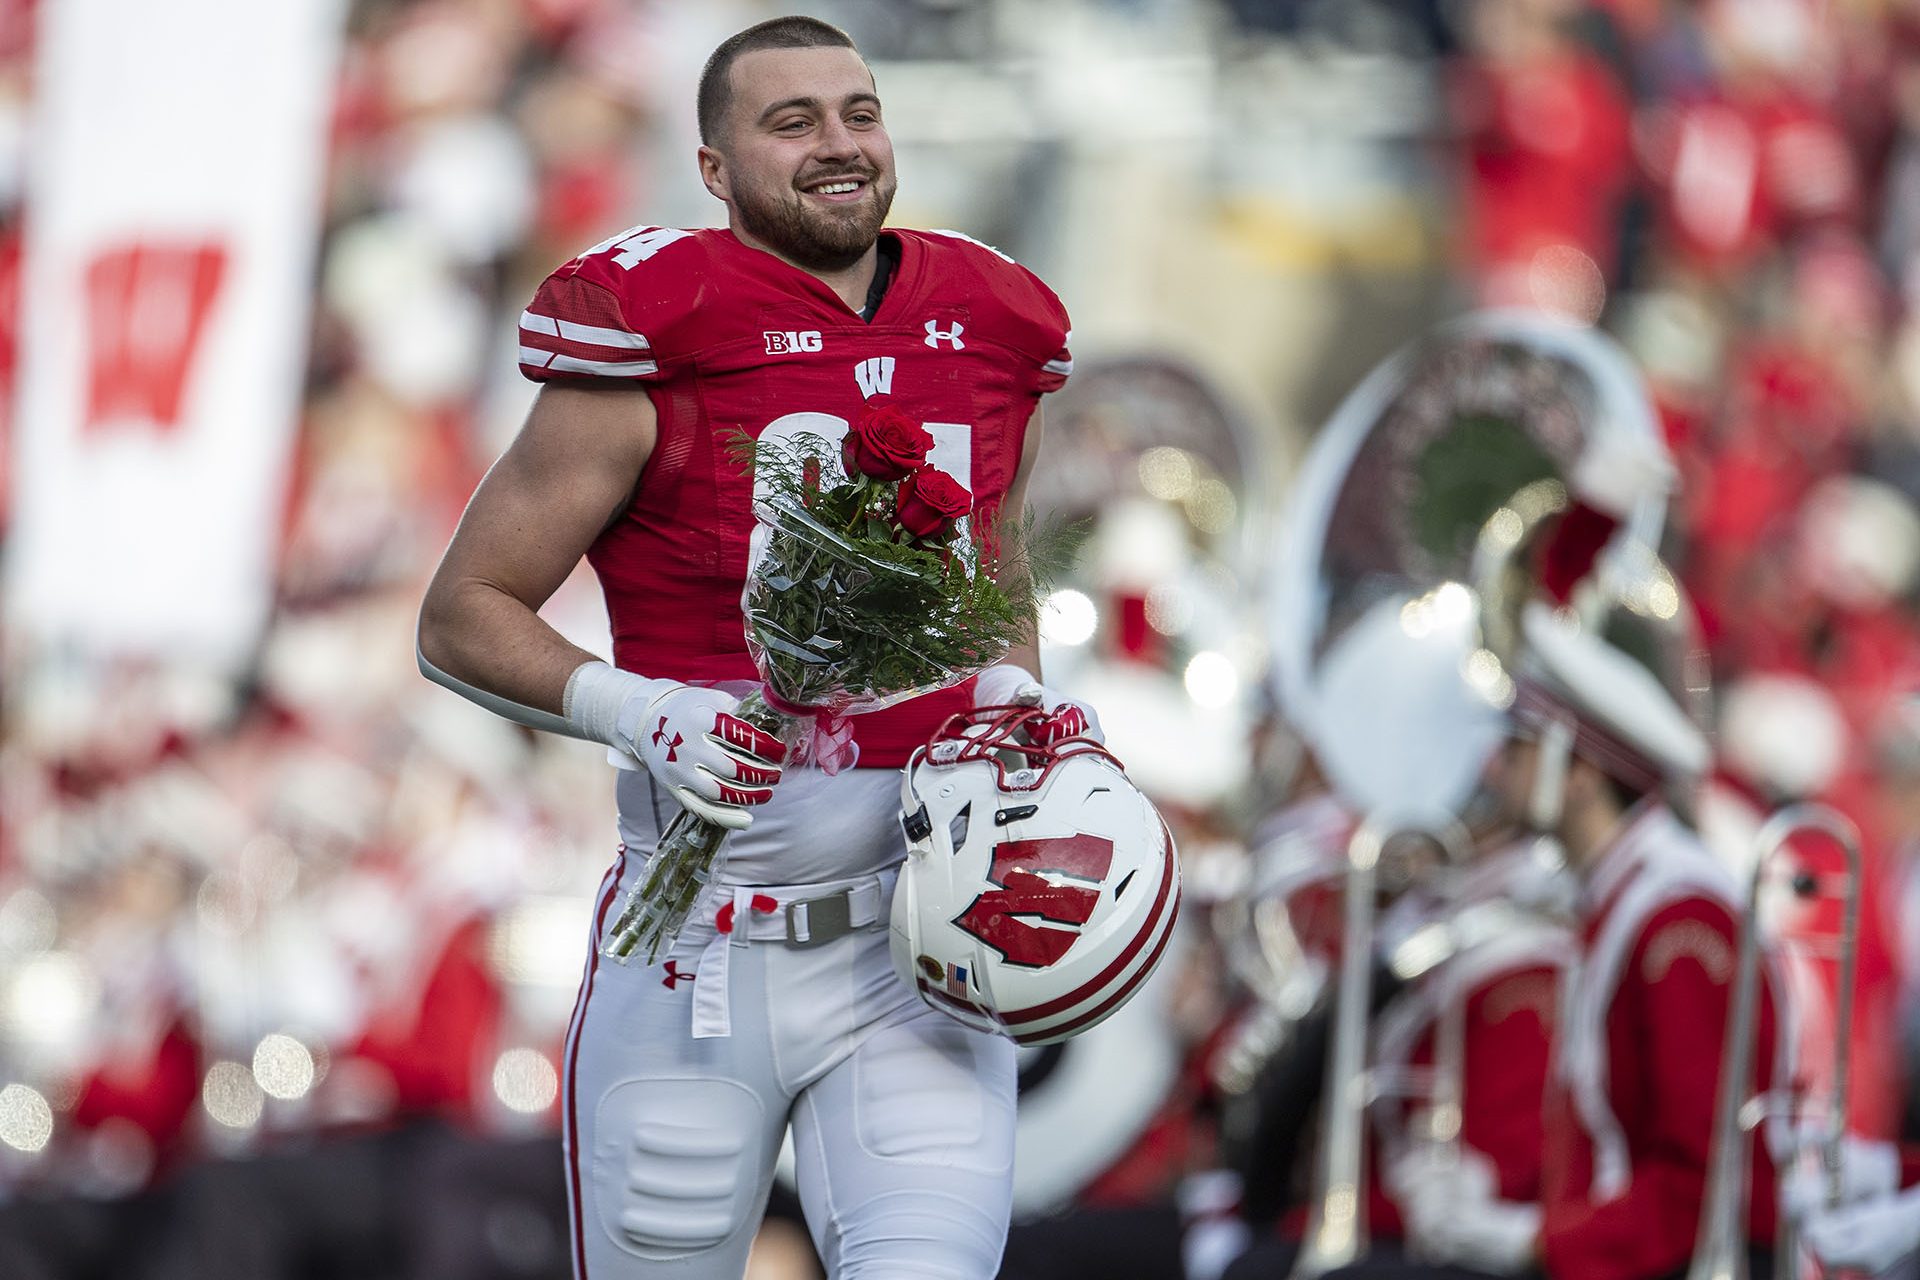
[{"left": 1266, "top": 309, "right": 1680, "bottom": 1276}]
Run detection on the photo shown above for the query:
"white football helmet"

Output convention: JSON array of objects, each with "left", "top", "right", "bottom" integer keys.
[{"left": 890, "top": 706, "right": 1181, "bottom": 1045}]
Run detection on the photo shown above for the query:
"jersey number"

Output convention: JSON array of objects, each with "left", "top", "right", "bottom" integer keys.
[{"left": 581, "top": 225, "right": 693, "bottom": 270}]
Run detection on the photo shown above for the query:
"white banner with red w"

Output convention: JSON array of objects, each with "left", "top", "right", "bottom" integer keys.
[{"left": 5, "top": 0, "right": 344, "bottom": 668}]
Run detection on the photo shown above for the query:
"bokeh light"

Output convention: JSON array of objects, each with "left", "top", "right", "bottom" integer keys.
[
  {"left": 1137, "top": 447, "right": 1195, "bottom": 501},
  {"left": 491, "top": 1048, "right": 558, "bottom": 1115},
  {"left": 1039, "top": 589, "right": 1099, "bottom": 647},
  {"left": 252, "top": 1033, "right": 317, "bottom": 1102},
  {"left": 202, "top": 1061, "right": 265, "bottom": 1130},
  {"left": 1183, "top": 651, "right": 1240, "bottom": 708},
  {"left": 0, "top": 1083, "right": 54, "bottom": 1154}
]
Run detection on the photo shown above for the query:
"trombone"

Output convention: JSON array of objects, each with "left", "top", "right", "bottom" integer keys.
[
  {"left": 1211, "top": 882, "right": 1335, "bottom": 1098},
  {"left": 1689, "top": 804, "right": 1863, "bottom": 1280},
  {"left": 1292, "top": 812, "right": 1473, "bottom": 1280}
]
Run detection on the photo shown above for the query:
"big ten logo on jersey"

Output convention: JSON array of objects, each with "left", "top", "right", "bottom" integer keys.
[
  {"left": 84, "top": 240, "right": 229, "bottom": 435},
  {"left": 764, "top": 330, "right": 823, "bottom": 355}
]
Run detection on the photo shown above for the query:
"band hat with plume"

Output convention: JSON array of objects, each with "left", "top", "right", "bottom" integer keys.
[{"left": 1514, "top": 602, "right": 1710, "bottom": 790}]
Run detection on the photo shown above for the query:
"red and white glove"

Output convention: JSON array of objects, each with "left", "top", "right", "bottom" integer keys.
[
  {"left": 1389, "top": 1142, "right": 1540, "bottom": 1276},
  {"left": 566, "top": 662, "right": 785, "bottom": 831},
  {"left": 974, "top": 663, "right": 1105, "bottom": 746}
]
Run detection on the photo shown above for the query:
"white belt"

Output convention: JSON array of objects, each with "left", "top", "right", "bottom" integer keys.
[{"left": 691, "top": 868, "right": 898, "bottom": 1039}]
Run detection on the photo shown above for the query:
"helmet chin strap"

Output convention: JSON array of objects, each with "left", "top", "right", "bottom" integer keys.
[
  {"left": 1521, "top": 716, "right": 1578, "bottom": 894},
  {"left": 1528, "top": 715, "right": 1576, "bottom": 834}
]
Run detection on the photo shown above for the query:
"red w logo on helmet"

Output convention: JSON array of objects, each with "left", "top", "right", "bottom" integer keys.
[{"left": 954, "top": 834, "right": 1114, "bottom": 968}]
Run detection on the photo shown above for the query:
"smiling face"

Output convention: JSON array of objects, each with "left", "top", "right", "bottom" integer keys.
[{"left": 698, "top": 45, "right": 897, "bottom": 273}]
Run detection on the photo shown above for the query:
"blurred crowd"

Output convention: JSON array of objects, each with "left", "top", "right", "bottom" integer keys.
[
  {"left": 2, "top": 0, "right": 1920, "bottom": 1277},
  {"left": 1440, "top": 0, "right": 1920, "bottom": 1139}
]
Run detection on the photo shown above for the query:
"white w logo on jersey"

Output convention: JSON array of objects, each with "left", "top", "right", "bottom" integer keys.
[{"left": 855, "top": 356, "right": 896, "bottom": 399}]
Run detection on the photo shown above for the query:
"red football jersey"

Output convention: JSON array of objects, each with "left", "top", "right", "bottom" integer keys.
[{"left": 518, "top": 226, "right": 1073, "bottom": 767}]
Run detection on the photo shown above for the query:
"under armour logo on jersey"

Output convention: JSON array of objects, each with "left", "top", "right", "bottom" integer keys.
[
  {"left": 924, "top": 320, "right": 966, "bottom": 350},
  {"left": 661, "top": 960, "right": 695, "bottom": 989},
  {"left": 855, "top": 356, "right": 896, "bottom": 398},
  {"left": 650, "top": 716, "right": 682, "bottom": 762}
]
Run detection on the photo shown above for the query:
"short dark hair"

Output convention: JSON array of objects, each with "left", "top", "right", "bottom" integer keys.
[{"left": 697, "top": 16, "right": 862, "bottom": 148}]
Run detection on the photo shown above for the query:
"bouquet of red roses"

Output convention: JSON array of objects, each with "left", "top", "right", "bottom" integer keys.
[{"left": 603, "top": 400, "right": 1053, "bottom": 963}]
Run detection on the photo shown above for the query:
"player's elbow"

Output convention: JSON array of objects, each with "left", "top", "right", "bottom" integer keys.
[{"left": 415, "top": 579, "right": 470, "bottom": 684}]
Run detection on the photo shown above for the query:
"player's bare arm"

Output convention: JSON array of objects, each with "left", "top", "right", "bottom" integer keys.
[
  {"left": 973, "top": 399, "right": 1102, "bottom": 743},
  {"left": 420, "top": 382, "right": 783, "bottom": 829},
  {"left": 1000, "top": 400, "right": 1046, "bottom": 680},
  {"left": 417, "top": 382, "right": 656, "bottom": 717}
]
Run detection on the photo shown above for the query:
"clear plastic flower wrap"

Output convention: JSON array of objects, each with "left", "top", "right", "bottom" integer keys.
[{"left": 601, "top": 418, "right": 1066, "bottom": 965}]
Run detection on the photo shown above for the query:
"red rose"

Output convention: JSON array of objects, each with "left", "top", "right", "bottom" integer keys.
[
  {"left": 843, "top": 399, "right": 933, "bottom": 481},
  {"left": 895, "top": 465, "right": 972, "bottom": 540}
]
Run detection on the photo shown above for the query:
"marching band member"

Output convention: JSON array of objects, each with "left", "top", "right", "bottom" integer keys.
[
  {"left": 1373, "top": 838, "right": 1572, "bottom": 1276},
  {"left": 1482, "top": 604, "right": 1787, "bottom": 1280},
  {"left": 1220, "top": 827, "right": 1571, "bottom": 1280}
]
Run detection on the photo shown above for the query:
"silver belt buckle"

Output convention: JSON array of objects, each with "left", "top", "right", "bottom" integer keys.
[{"left": 786, "top": 890, "right": 854, "bottom": 948}]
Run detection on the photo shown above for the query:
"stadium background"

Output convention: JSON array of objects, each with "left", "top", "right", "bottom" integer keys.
[{"left": 2, "top": 0, "right": 1919, "bottom": 1276}]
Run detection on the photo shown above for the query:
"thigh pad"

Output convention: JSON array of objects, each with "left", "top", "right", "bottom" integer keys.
[
  {"left": 592, "top": 1076, "right": 770, "bottom": 1262},
  {"left": 853, "top": 1017, "right": 1014, "bottom": 1176}
]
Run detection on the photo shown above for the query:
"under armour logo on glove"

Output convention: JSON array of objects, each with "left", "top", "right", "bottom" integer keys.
[
  {"left": 972, "top": 664, "right": 1107, "bottom": 747},
  {"left": 661, "top": 960, "right": 695, "bottom": 989},
  {"left": 618, "top": 683, "right": 788, "bottom": 832},
  {"left": 650, "top": 716, "right": 683, "bottom": 762},
  {"left": 1032, "top": 703, "right": 1091, "bottom": 746}
]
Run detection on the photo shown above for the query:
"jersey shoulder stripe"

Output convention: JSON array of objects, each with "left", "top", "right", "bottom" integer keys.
[
  {"left": 1042, "top": 330, "right": 1075, "bottom": 378},
  {"left": 520, "top": 309, "right": 652, "bottom": 352},
  {"left": 522, "top": 253, "right": 679, "bottom": 385}
]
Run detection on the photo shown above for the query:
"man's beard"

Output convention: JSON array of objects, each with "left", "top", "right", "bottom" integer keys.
[{"left": 734, "top": 170, "right": 897, "bottom": 272}]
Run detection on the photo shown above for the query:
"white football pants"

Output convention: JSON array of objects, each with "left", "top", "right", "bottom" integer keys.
[{"left": 564, "top": 768, "right": 1018, "bottom": 1279}]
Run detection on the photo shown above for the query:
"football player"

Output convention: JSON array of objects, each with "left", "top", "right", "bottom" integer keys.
[{"left": 417, "top": 17, "right": 1095, "bottom": 1279}]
